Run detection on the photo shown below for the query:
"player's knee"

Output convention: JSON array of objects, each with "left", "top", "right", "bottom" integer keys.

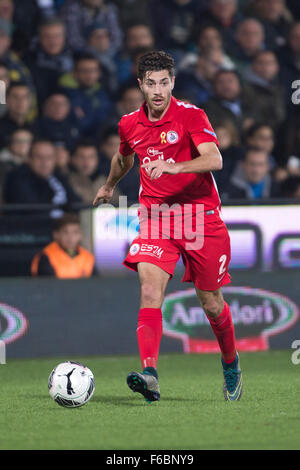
[
  {"left": 202, "top": 299, "right": 223, "bottom": 319},
  {"left": 140, "top": 281, "right": 163, "bottom": 308}
]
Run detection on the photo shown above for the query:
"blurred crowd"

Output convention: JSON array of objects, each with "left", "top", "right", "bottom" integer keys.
[{"left": 0, "top": 0, "right": 300, "bottom": 215}]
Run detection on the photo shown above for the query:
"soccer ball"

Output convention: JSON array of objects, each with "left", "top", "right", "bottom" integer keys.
[{"left": 48, "top": 361, "right": 95, "bottom": 408}]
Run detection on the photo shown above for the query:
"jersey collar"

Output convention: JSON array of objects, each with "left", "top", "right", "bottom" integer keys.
[{"left": 138, "top": 96, "right": 176, "bottom": 127}]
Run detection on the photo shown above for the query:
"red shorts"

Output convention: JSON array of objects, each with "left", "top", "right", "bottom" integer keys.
[{"left": 123, "top": 210, "right": 231, "bottom": 291}]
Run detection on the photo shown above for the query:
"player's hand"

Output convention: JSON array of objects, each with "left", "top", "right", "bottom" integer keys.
[
  {"left": 141, "top": 159, "right": 180, "bottom": 180},
  {"left": 93, "top": 184, "right": 115, "bottom": 206}
]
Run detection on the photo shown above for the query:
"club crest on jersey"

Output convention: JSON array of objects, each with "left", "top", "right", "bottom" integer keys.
[
  {"left": 130, "top": 243, "right": 140, "bottom": 256},
  {"left": 167, "top": 130, "right": 179, "bottom": 144}
]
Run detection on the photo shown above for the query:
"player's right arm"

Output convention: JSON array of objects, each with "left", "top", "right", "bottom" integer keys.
[{"left": 93, "top": 151, "right": 134, "bottom": 206}]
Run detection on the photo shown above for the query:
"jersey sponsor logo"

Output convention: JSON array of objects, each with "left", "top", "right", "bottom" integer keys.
[
  {"left": 143, "top": 152, "right": 175, "bottom": 177},
  {"left": 167, "top": 131, "right": 179, "bottom": 144},
  {"left": 146, "top": 148, "right": 164, "bottom": 159},
  {"left": 140, "top": 244, "right": 164, "bottom": 259},
  {"left": 129, "top": 243, "right": 140, "bottom": 256}
]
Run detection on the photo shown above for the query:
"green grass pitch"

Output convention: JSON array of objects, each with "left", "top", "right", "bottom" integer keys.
[{"left": 1, "top": 351, "right": 299, "bottom": 450}]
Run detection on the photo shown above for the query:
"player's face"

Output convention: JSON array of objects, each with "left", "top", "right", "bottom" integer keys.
[
  {"left": 138, "top": 70, "right": 175, "bottom": 115},
  {"left": 54, "top": 224, "right": 82, "bottom": 253}
]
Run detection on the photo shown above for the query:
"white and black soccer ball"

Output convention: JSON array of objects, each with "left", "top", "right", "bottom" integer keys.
[{"left": 48, "top": 361, "right": 95, "bottom": 408}]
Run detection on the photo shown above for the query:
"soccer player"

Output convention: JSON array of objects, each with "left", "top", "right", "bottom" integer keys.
[{"left": 93, "top": 51, "right": 242, "bottom": 402}]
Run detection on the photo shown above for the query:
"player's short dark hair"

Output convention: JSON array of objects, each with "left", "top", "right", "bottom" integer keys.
[
  {"left": 53, "top": 213, "right": 81, "bottom": 232},
  {"left": 137, "top": 50, "right": 175, "bottom": 81}
]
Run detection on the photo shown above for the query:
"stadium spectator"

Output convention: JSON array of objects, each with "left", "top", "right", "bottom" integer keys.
[
  {"left": 69, "top": 139, "right": 120, "bottom": 204},
  {"left": 0, "top": 17, "right": 34, "bottom": 87},
  {"left": 24, "top": 17, "right": 73, "bottom": 106},
  {"left": 54, "top": 142, "right": 71, "bottom": 175},
  {"left": 98, "top": 126, "right": 119, "bottom": 173},
  {"left": 223, "top": 147, "right": 280, "bottom": 199},
  {"left": 3, "top": 139, "right": 82, "bottom": 217},
  {"left": 213, "top": 120, "right": 245, "bottom": 194},
  {"left": 0, "top": 128, "right": 33, "bottom": 165},
  {"left": 245, "top": 123, "right": 276, "bottom": 163},
  {"left": 203, "top": 70, "right": 259, "bottom": 132},
  {"left": 58, "top": 52, "right": 112, "bottom": 138},
  {"left": 244, "top": 0, "right": 293, "bottom": 49},
  {"left": 112, "top": 0, "right": 150, "bottom": 30},
  {"left": 60, "top": 0, "right": 122, "bottom": 52},
  {"left": 231, "top": 18, "right": 266, "bottom": 71},
  {"left": 175, "top": 49, "right": 229, "bottom": 106},
  {"left": 34, "top": 93, "right": 80, "bottom": 151},
  {"left": 83, "top": 22, "right": 118, "bottom": 92},
  {"left": 0, "top": 82, "right": 35, "bottom": 149},
  {"left": 31, "top": 213, "right": 95, "bottom": 278},
  {"left": 115, "top": 23, "right": 155, "bottom": 84},
  {"left": 178, "top": 26, "right": 235, "bottom": 72},
  {"left": 149, "top": 0, "right": 205, "bottom": 60},
  {"left": 97, "top": 127, "right": 139, "bottom": 202},
  {"left": 0, "top": 0, "right": 14, "bottom": 22},
  {"left": 0, "top": 128, "right": 33, "bottom": 196},
  {"left": 104, "top": 85, "right": 143, "bottom": 129},
  {"left": 197, "top": 0, "right": 243, "bottom": 51},
  {"left": 243, "top": 50, "right": 286, "bottom": 128}
]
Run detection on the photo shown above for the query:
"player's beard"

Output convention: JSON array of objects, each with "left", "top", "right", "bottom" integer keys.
[{"left": 146, "top": 91, "right": 172, "bottom": 117}]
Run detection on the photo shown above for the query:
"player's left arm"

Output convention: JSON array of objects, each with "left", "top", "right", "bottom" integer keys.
[{"left": 141, "top": 142, "right": 222, "bottom": 180}]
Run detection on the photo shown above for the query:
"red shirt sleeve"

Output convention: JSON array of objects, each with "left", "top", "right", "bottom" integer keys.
[
  {"left": 118, "top": 119, "right": 134, "bottom": 157},
  {"left": 187, "top": 108, "right": 219, "bottom": 148}
]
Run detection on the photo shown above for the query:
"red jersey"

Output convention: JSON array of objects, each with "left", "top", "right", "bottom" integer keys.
[{"left": 118, "top": 96, "right": 221, "bottom": 214}]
